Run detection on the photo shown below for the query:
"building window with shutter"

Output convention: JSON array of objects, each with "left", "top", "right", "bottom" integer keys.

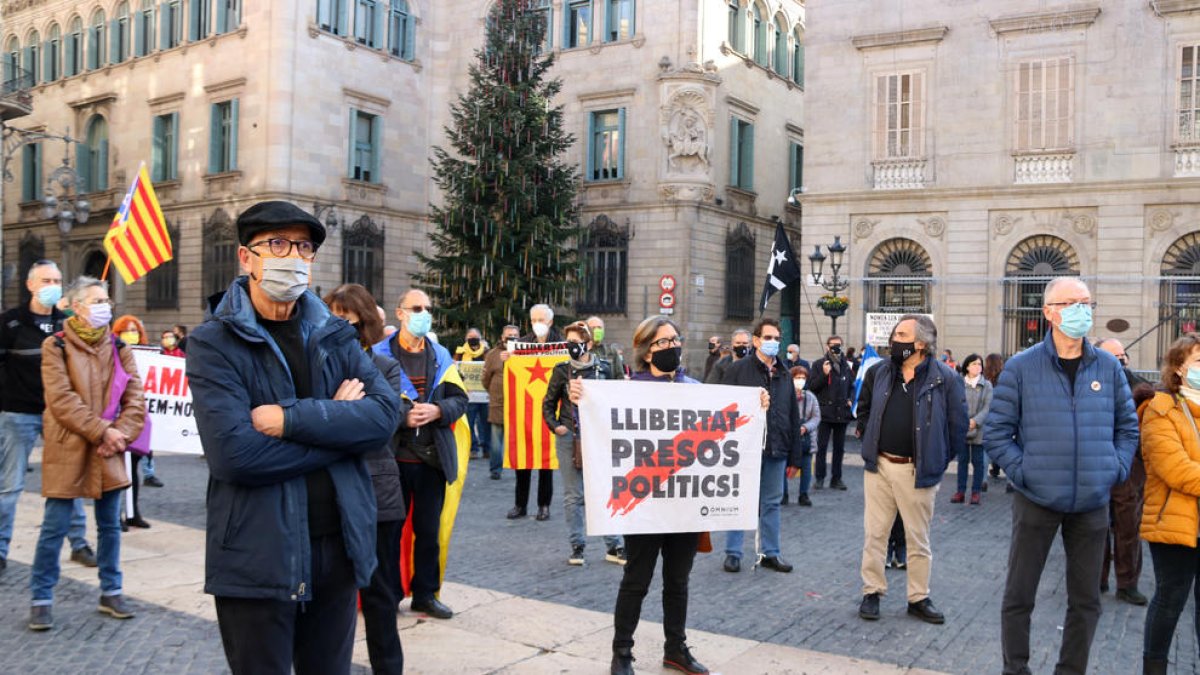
[
  {"left": 136, "top": 1, "right": 155, "bottom": 56},
  {"left": 751, "top": 3, "right": 767, "bottom": 67},
  {"left": 23, "top": 31, "right": 40, "bottom": 84},
  {"left": 388, "top": 0, "right": 414, "bottom": 60},
  {"left": 1014, "top": 57, "right": 1073, "bottom": 152},
  {"left": 587, "top": 108, "right": 624, "bottom": 182},
  {"left": 162, "top": 1, "right": 184, "bottom": 49},
  {"left": 605, "top": 0, "right": 633, "bottom": 42},
  {"left": 153, "top": 112, "right": 179, "bottom": 181},
  {"left": 1178, "top": 45, "right": 1200, "bottom": 143},
  {"left": 147, "top": 224, "right": 180, "bottom": 309},
  {"left": 566, "top": 0, "right": 591, "bottom": 48},
  {"left": 190, "top": 0, "right": 212, "bottom": 41},
  {"left": 318, "top": 0, "right": 350, "bottom": 37},
  {"left": 65, "top": 18, "right": 83, "bottom": 76},
  {"left": 87, "top": 10, "right": 106, "bottom": 70},
  {"left": 792, "top": 27, "right": 804, "bottom": 87},
  {"left": 203, "top": 209, "right": 238, "bottom": 300},
  {"left": 355, "top": 0, "right": 380, "bottom": 48},
  {"left": 348, "top": 109, "right": 381, "bottom": 183},
  {"left": 788, "top": 141, "right": 803, "bottom": 195},
  {"left": 725, "top": 223, "right": 756, "bottom": 320},
  {"left": 79, "top": 115, "right": 109, "bottom": 193},
  {"left": 215, "top": 0, "right": 240, "bottom": 35},
  {"left": 47, "top": 24, "right": 61, "bottom": 81},
  {"left": 727, "top": 0, "right": 744, "bottom": 53},
  {"left": 578, "top": 214, "right": 629, "bottom": 314},
  {"left": 729, "top": 116, "right": 754, "bottom": 191},
  {"left": 874, "top": 71, "right": 924, "bottom": 160},
  {"left": 342, "top": 216, "right": 385, "bottom": 299},
  {"left": 21, "top": 142, "right": 41, "bottom": 202},
  {"left": 113, "top": 2, "right": 131, "bottom": 64},
  {"left": 209, "top": 99, "right": 238, "bottom": 174}
]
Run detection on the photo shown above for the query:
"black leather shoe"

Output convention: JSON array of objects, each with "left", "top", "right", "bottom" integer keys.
[
  {"left": 410, "top": 597, "right": 453, "bottom": 619},
  {"left": 859, "top": 593, "right": 881, "bottom": 620},
  {"left": 506, "top": 506, "right": 527, "bottom": 519},
  {"left": 535, "top": 506, "right": 550, "bottom": 521},
  {"left": 830, "top": 479, "right": 848, "bottom": 491},
  {"left": 813, "top": 478, "right": 825, "bottom": 490},
  {"left": 907, "top": 598, "right": 945, "bottom": 624},
  {"left": 723, "top": 555, "right": 740, "bottom": 573},
  {"left": 126, "top": 516, "right": 151, "bottom": 529},
  {"left": 761, "top": 556, "right": 793, "bottom": 573},
  {"left": 610, "top": 648, "right": 635, "bottom": 675},
  {"left": 797, "top": 493, "right": 812, "bottom": 506},
  {"left": 663, "top": 644, "right": 709, "bottom": 674},
  {"left": 1116, "top": 587, "right": 1149, "bottom": 606}
]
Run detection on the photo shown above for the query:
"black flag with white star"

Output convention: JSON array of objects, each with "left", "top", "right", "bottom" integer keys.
[{"left": 759, "top": 222, "right": 803, "bottom": 313}]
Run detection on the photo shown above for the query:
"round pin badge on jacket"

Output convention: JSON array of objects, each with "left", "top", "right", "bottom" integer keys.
[{"left": 1091, "top": 381, "right": 1101, "bottom": 392}]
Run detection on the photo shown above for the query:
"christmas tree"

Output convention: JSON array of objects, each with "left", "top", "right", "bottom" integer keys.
[{"left": 418, "top": 0, "right": 579, "bottom": 342}]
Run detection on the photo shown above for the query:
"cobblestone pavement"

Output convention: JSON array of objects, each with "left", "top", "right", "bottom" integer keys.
[{"left": 1, "top": 440, "right": 1196, "bottom": 674}]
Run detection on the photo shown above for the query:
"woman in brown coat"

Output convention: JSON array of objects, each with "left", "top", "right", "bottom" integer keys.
[
  {"left": 1138, "top": 333, "right": 1200, "bottom": 674},
  {"left": 28, "top": 276, "right": 145, "bottom": 632}
]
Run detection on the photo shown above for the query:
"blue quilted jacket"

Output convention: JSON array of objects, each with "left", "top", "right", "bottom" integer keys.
[{"left": 983, "top": 331, "right": 1138, "bottom": 513}]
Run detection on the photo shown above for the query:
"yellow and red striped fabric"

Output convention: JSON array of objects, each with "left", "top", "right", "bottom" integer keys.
[
  {"left": 503, "top": 353, "right": 568, "bottom": 470},
  {"left": 103, "top": 164, "right": 172, "bottom": 284}
]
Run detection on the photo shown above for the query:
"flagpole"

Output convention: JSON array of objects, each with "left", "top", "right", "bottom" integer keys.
[{"left": 101, "top": 257, "right": 112, "bottom": 281}]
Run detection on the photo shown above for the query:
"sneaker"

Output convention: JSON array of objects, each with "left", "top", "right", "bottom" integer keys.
[
  {"left": 410, "top": 597, "right": 453, "bottom": 619},
  {"left": 28, "top": 605, "right": 52, "bottom": 631},
  {"left": 907, "top": 597, "right": 945, "bottom": 624},
  {"left": 71, "top": 545, "right": 98, "bottom": 568},
  {"left": 896, "top": 558, "right": 907, "bottom": 570},
  {"left": 970, "top": 492, "right": 982, "bottom": 505},
  {"left": 723, "top": 555, "right": 740, "bottom": 573},
  {"left": 142, "top": 475, "right": 164, "bottom": 488},
  {"left": 797, "top": 493, "right": 812, "bottom": 507},
  {"left": 568, "top": 545, "right": 585, "bottom": 566},
  {"left": 950, "top": 491, "right": 965, "bottom": 504},
  {"left": 663, "top": 644, "right": 709, "bottom": 674},
  {"left": 859, "top": 592, "right": 881, "bottom": 621},
  {"left": 1116, "top": 587, "right": 1149, "bottom": 606},
  {"left": 605, "top": 546, "right": 627, "bottom": 566},
  {"left": 98, "top": 594, "right": 135, "bottom": 619}
]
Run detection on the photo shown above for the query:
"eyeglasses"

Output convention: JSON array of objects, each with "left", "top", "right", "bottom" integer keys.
[
  {"left": 651, "top": 336, "right": 683, "bottom": 349},
  {"left": 247, "top": 238, "right": 318, "bottom": 260},
  {"left": 402, "top": 305, "right": 432, "bottom": 313},
  {"left": 1045, "top": 301, "right": 1097, "bottom": 310}
]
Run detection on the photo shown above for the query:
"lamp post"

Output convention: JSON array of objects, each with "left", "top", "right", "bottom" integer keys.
[
  {"left": 312, "top": 202, "right": 341, "bottom": 233},
  {"left": 42, "top": 140, "right": 90, "bottom": 278},
  {"left": 808, "top": 235, "right": 849, "bottom": 335}
]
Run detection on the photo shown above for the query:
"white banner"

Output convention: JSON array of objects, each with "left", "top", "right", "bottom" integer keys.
[
  {"left": 576, "top": 380, "right": 766, "bottom": 536},
  {"left": 864, "top": 312, "right": 934, "bottom": 348},
  {"left": 130, "top": 348, "right": 203, "bottom": 455}
]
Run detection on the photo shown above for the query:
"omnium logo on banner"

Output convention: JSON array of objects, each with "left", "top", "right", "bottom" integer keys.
[{"left": 576, "top": 380, "right": 766, "bottom": 536}]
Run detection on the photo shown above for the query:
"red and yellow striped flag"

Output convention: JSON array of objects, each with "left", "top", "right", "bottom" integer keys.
[
  {"left": 504, "top": 353, "right": 568, "bottom": 470},
  {"left": 103, "top": 164, "right": 172, "bottom": 284}
]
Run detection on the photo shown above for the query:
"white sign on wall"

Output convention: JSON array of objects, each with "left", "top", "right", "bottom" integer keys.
[{"left": 864, "top": 312, "right": 934, "bottom": 348}]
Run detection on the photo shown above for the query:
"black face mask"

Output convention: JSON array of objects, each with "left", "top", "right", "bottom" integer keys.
[
  {"left": 708, "top": 343, "right": 720, "bottom": 354},
  {"left": 467, "top": 337, "right": 481, "bottom": 349},
  {"left": 733, "top": 345, "right": 749, "bottom": 359},
  {"left": 890, "top": 340, "right": 916, "bottom": 366},
  {"left": 566, "top": 341, "right": 587, "bottom": 360},
  {"left": 651, "top": 346, "right": 683, "bottom": 373},
  {"left": 829, "top": 344, "right": 843, "bottom": 355}
]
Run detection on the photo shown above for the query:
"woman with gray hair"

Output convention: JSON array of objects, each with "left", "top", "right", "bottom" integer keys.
[{"left": 28, "top": 276, "right": 145, "bottom": 631}]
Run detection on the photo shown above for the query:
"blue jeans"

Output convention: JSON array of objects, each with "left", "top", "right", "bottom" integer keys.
[
  {"left": 489, "top": 424, "right": 504, "bottom": 476},
  {"left": 467, "top": 403, "right": 489, "bottom": 456},
  {"left": 31, "top": 490, "right": 123, "bottom": 604},
  {"left": 725, "top": 456, "right": 787, "bottom": 559},
  {"left": 143, "top": 456, "right": 156, "bottom": 478},
  {"left": 0, "top": 412, "right": 89, "bottom": 559},
  {"left": 556, "top": 428, "right": 621, "bottom": 551},
  {"left": 956, "top": 443, "right": 986, "bottom": 493}
]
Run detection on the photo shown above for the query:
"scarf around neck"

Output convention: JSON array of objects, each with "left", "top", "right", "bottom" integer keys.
[
  {"left": 68, "top": 315, "right": 107, "bottom": 345},
  {"left": 1180, "top": 384, "right": 1200, "bottom": 409}
]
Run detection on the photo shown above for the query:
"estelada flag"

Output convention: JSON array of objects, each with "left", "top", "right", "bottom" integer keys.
[
  {"left": 504, "top": 353, "right": 569, "bottom": 470},
  {"left": 103, "top": 163, "right": 172, "bottom": 284}
]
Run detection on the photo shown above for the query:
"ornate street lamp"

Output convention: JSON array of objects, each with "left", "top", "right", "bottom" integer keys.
[
  {"left": 312, "top": 202, "right": 341, "bottom": 232},
  {"left": 809, "top": 235, "right": 850, "bottom": 335},
  {"left": 41, "top": 139, "right": 90, "bottom": 278}
]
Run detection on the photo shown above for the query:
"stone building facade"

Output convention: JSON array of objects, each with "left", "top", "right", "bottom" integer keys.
[
  {"left": 0, "top": 0, "right": 807, "bottom": 373},
  {"left": 801, "top": 0, "right": 1200, "bottom": 369}
]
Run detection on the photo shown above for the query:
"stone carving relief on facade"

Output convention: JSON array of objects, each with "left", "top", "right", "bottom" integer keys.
[
  {"left": 662, "top": 90, "right": 712, "bottom": 174},
  {"left": 1148, "top": 208, "right": 1179, "bottom": 233},
  {"left": 991, "top": 208, "right": 1098, "bottom": 240},
  {"left": 918, "top": 215, "right": 947, "bottom": 239},
  {"left": 853, "top": 218, "right": 879, "bottom": 241}
]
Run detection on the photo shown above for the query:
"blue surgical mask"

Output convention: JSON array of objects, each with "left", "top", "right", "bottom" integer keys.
[
  {"left": 1186, "top": 366, "right": 1200, "bottom": 390},
  {"left": 1057, "top": 303, "right": 1093, "bottom": 339},
  {"left": 759, "top": 339, "right": 780, "bottom": 358},
  {"left": 36, "top": 285, "right": 62, "bottom": 309},
  {"left": 406, "top": 310, "right": 432, "bottom": 338}
]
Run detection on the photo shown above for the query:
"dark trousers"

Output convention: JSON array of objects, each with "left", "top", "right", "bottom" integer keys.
[
  {"left": 361, "top": 519, "right": 404, "bottom": 675},
  {"left": 612, "top": 532, "right": 699, "bottom": 653},
  {"left": 514, "top": 468, "right": 553, "bottom": 509},
  {"left": 1000, "top": 492, "right": 1108, "bottom": 675},
  {"left": 814, "top": 422, "right": 848, "bottom": 483},
  {"left": 215, "top": 534, "right": 358, "bottom": 675},
  {"left": 1102, "top": 453, "right": 1146, "bottom": 590},
  {"left": 397, "top": 461, "right": 446, "bottom": 602},
  {"left": 1144, "top": 541, "right": 1200, "bottom": 661},
  {"left": 130, "top": 454, "right": 143, "bottom": 519},
  {"left": 887, "top": 514, "right": 907, "bottom": 564}
]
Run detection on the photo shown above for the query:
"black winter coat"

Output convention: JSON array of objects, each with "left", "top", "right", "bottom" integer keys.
[
  {"left": 367, "top": 352, "right": 408, "bottom": 523},
  {"left": 543, "top": 358, "right": 611, "bottom": 434},
  {"left": 721, "top": 351, "right": 803, "bottom": 460},
  {"left": 0, "top": 304, "right": 64, "bottom": 413},
  {"left": 807, "top": 354, "right": 855, "bottom": 423}
]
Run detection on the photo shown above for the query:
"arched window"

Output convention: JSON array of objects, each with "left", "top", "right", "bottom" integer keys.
[
  {"left": 79, "top": 115, "right": 109, "bottom": 192},
  {"left": 147, "top": 223, "right": 180, "bottom": 309},
  {"left": 3, "top": 37, "right": 19, "bottom": 87},
  {"left": 727, "top": 0, "right": 744, "bottom": 53},
  {"left": 772, "top": 16, "right": 787, "bottom": 75},
  {"left": 725, "top": 222, "right": 756, "bottom": 319},
  {"left": 203, "top": 209, "right": 238, "bottom": 300},
  {"left": 1002, "top": 235, "right": 1079, "bottom": 355},
  {"left": 388, "top": 0, "right": 414, "bottom": 60},
  {"left": 24, "top": 31, "right": 40, "bottom": 84},
  {"left": 1159, "top": 231, "right": 1200, "bottom": 363},
  {"left": 751, "top": 3, "right": 767, "bottom": 67},
  {"left": 792, "top": 27, "right": 804, "bottom": 87},
  {"left": 342, "top": 215, "right": 385, "bottom": 299},
  {"left": 136, "top": 1, "right": 155, "bottom": 56},
  {"left": 87, "top": 9, "right": 107, "bottom": 70},
  {"left": 65, "top": 17, "right": 83, "bottom": 76},
  {"left": 113, "top": 2, "right": 131, "bottom": 64},
  {"left": 865, "top": 238, "right": 932, "bottom": 313},
  {"left": 46, "top": 25, "right": 61, "bottom": 82},
  {"left": 578, "top": 215, "right": 629, "bottom": 314}
]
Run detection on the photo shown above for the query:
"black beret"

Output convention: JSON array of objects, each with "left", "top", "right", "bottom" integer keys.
[{"left": 236, "top": 200, "right": 327, "bottom": 247}]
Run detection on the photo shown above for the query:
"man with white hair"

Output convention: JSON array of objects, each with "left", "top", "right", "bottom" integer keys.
[
  {"left": 985, "top": 277, "right": 1138, "bottom": 675},
  {"left": 509, "top": 304, "right": 562, "bottom": 521}
]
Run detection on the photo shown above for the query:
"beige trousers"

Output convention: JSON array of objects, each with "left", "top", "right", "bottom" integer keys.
[{"left": 860, "top": 457, "right": 939, "bottom": 602}]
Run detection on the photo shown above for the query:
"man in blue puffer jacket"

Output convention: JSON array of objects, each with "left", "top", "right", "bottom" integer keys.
[
  {"left": 984, "top": 277, "right": 1138, "bottom": 675},
  {"left": 188, "top": 201, "right": 400, "bottom": 675}
]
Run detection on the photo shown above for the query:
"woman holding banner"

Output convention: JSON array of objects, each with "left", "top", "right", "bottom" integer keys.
[{"left": 572, "top": 316, "right": 709, "bottom": 675}]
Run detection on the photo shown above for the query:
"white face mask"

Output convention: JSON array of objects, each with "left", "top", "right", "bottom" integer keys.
[
  {"left": 258, "top": 258, "right": 310, "bottom": 303},
  {"left": 532, "top": 322, "right": 550, "bottom": 338},
  {"left": 793, "top": 378, "right": 806, "bottom": 390}
]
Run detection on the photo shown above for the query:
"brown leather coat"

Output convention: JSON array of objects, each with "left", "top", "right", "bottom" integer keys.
[
  {"left": 481, "top": 345, "right": 507, "bottom": 425},
  {"left": 40, "top": 327, "right": 144, "bottom": 499}
]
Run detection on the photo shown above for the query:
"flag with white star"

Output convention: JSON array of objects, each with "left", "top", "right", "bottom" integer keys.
[{"left": 759, "top": 222, "right": 803, "bottom": 313}]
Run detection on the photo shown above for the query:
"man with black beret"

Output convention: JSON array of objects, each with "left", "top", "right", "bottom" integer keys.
[{"left": 187, "top": 200, "right": 400, "bottom": 674}]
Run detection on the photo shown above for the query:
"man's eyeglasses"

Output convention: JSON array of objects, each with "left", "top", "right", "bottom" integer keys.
[
  {"left": 1045, "top": 301, "right": 1097, "bottom": 310},
  {"left": 247, "top": 238, "right": 318, "bottom": 260},
  {"left": 760, "top": 336, "right": 781, "bottom": 343},
  {"left": 651, "top": 336, "right": 683, "bottom": 349}
]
